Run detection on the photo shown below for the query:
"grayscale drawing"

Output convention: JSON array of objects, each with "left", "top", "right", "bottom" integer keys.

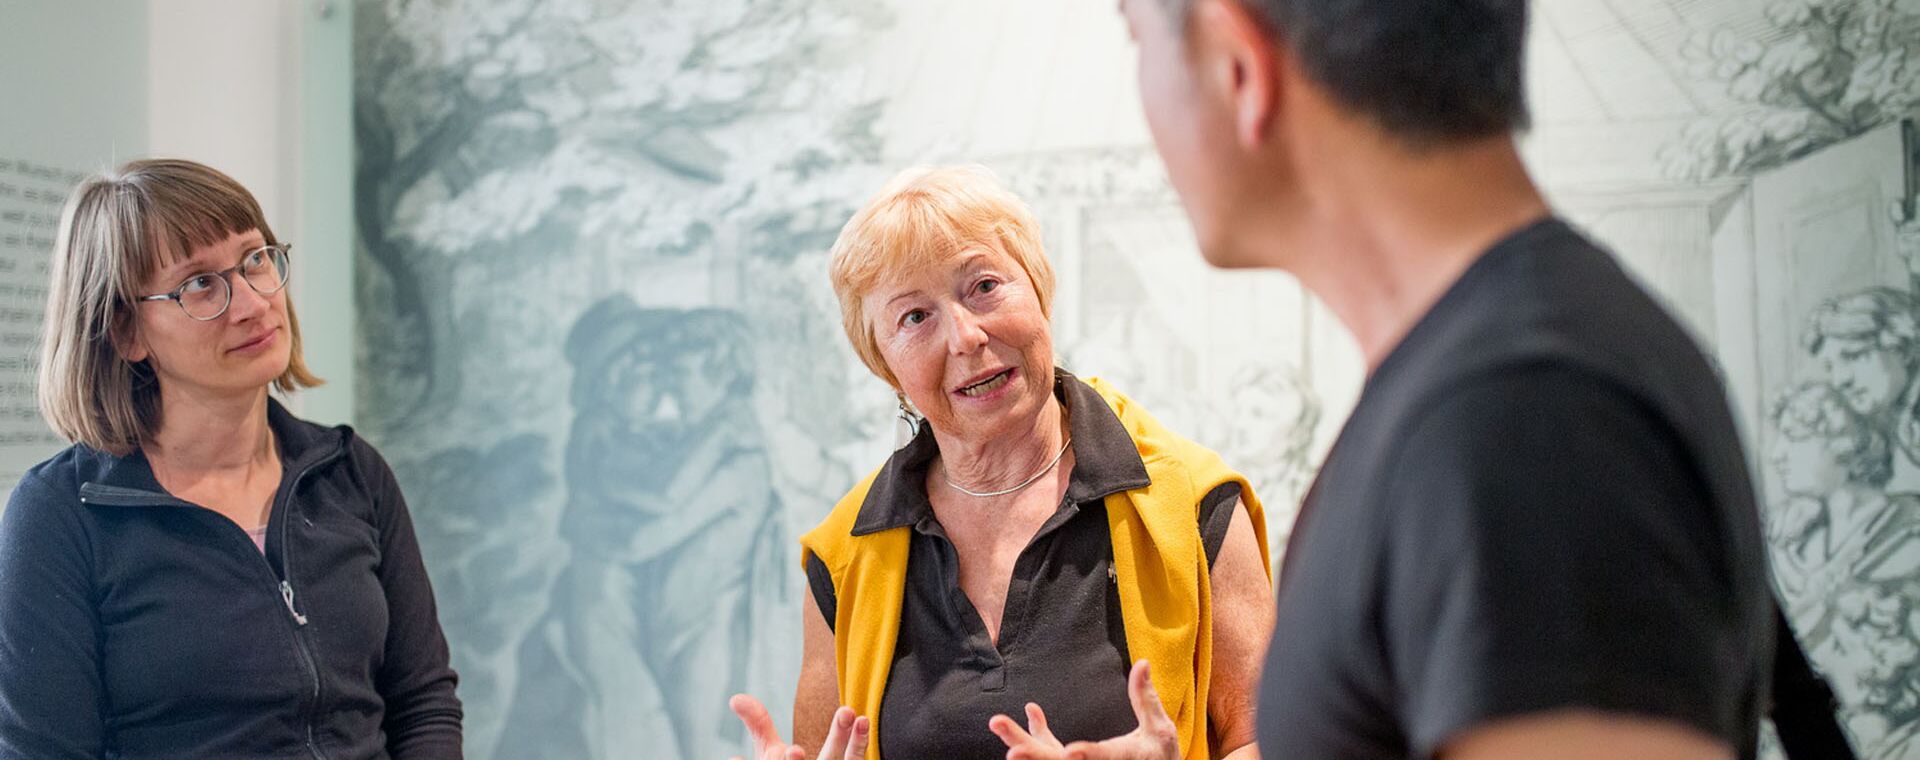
[
  {"left": 496, "top": 299, "right": 789, "bottom": 760},
  {"left": 1768, "top": 378, "right": 1920, "bottom": 755},
  {"left": 1764, "top": 286, "right": 1920, "bottom": 757},
  {"left": 353, "top": 0, "right": 897, "bottom": 756},
  {"left": 1662, "top": 0, "right": 1920, "bottom": 182},
  {"left": 402, "top": 434, "right": 559, "bottom": 731},
  {"left": 1204, "top": 363, "right": 1322, "bottom": 555}
]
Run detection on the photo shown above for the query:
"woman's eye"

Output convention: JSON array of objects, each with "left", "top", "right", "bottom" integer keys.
[
  {"left": 902, "top": 310, "right": 928, "bottom": 326},
  {"left": 976, "top": 279, "right": 999, "bottom": 294},
  {"left": 242, "top": 250, "right": 267, "bottom": 269},
  {"left": 181, "top": 275, "right": 218, "bottom": 294}
]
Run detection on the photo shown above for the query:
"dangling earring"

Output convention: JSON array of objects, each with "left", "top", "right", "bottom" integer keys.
[{"left": 894, "top": 394, "right": 923, "bottom": 448}]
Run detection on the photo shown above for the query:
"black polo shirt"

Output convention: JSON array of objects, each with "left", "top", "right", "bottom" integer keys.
[{"left": 807, "top": 372, "right": 1240, "bottom": 759}]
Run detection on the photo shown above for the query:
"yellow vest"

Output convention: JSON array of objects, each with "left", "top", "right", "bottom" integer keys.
[{"left": 800, "top": 377, "right": 1269, "bottom": 759}]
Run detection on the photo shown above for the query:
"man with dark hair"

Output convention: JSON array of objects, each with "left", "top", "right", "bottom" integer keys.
[{"left": 1115, "top": 1, "right": 1776, "bottom": 758}]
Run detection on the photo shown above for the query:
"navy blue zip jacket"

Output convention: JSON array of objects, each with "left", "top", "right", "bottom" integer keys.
[{"left": 0, "top": 400, "right": 462, "bottom": 759}]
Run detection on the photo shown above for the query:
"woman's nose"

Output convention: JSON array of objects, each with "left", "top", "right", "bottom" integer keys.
[
  {"left": 943, "top": 305, "right": 988, "bottom": 354},
  {"left": 225, "top": 270, "right": 271, "bottom": 319}
]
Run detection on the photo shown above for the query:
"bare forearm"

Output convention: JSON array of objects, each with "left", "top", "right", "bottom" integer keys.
[{"left": 792, "top": 689, "right": 835, "bottom": 754}]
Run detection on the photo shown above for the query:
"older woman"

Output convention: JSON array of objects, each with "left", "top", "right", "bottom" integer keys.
[
  {"left": 732, "top": 166, "right": 1273, "bottom": 760},
  {"left": 0, "top": 159, "right": 461, "bottom": 758}
]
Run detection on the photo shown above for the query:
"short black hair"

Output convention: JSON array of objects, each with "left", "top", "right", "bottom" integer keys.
[{"left": 1170, "top": 0, "right": 1532, "bottom": 146}]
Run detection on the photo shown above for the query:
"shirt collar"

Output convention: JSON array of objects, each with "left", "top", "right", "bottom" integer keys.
[{"left": 850, "top": 368, "right": 1152, "bottom": 536}]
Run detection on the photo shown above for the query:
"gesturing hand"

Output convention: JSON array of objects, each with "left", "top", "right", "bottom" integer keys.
[
  {"left": 988, "top": 660, "right": 1181, "bottom": 760},
  {"left": 729, "top": 694, "right": 870, "bottom": 760},
  {"left": 989, "top": 700, "right": 1069, "bottom": 760}
]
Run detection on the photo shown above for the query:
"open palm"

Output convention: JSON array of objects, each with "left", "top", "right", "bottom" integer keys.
[
  {"left": 989, "top": 660, "right": 1180, "bottom": 760},
  {"left": 729, "top": 694, "right": 869, "bottom": 760}
]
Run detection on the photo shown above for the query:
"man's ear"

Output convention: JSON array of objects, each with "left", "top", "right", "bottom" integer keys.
[
  {"left": 1190, "top": 0, "right": 1283, "bottom": 150},
  {"left": 111, "top": 312, "right": 149, "bottom": 364}
]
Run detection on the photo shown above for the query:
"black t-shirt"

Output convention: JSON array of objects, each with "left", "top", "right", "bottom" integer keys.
[{"left": 1256, "top": 218, "right": 1774, "bottom": 759}]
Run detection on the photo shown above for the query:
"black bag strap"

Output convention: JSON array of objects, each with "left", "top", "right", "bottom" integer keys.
[{"left": 1770, "top": 600, "right": 1857, "bottom": 759}]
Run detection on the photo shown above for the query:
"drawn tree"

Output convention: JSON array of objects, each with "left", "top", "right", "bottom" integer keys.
[
  {"left": 353, "top": 0, "right": 892, "bottom": 430},
  {"left": 1665, "top": 0, "right": 1920, "bottom": 181}
]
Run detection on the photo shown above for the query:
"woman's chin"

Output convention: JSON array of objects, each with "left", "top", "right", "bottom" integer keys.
[{"left": 215, "top": 358, "right": 290, "bottom": 396}]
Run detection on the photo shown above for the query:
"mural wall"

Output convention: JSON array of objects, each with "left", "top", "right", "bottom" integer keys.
[{"left": 352, "top": 1, "right": 1920, "bottom": 757}]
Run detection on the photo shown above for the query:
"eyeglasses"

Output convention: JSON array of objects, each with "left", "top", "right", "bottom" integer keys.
[{"left": 138, "top": 244, "right": 292, "bottom": 321}]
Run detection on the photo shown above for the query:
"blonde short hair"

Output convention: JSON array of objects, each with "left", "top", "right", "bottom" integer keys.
[
  {"left": 37, "top": 158, "right": 322, "bottom": 456},
  {"left": 827, "top": 166, "right": 1054, "bottom": 389}
]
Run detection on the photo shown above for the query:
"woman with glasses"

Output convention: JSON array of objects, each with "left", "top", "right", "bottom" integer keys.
[{"left": 0, "top": 159, "right": 462, "bottom": 759}]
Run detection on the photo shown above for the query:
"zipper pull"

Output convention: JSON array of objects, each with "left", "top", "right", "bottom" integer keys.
[{"left": 279, "top": 580, "right": 309, "bottom": 626}]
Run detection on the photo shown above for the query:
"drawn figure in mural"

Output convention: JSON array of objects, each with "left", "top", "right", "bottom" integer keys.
[
  {"left": 1206, "top": 362, "right": 1320, "bottom": 553},
  {"left": 1066, "top": 243, "right": 1205, "bottom": 432},
  {"left": 401, "top": 433, "right": 557, "bottom": 737},
  {"left": 1767, "top": 382, "right": 1920, "bottom": 624},
  {"left": 729, "top": 166, "right": 1276, "bottom": 760},
  {"left": 1766, "top": 380, "right": 1920, "bottom": 757},
  {"left": 498, "top": 296, "right": 787, "bottom": 760},
  {"left": 1801, "top": 288, "right": 1920, "bottom": 487},
  {"left": 1825, "top": 582, "right": 1920, "bottom": 758}
]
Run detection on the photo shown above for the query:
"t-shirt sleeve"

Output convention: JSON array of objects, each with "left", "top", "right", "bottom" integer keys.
[
  {"left": 805, "top": 551, "right": 838, "bottom": 633},
  {"left": 1198, "top": 481, "right": 1243, "bottom": 569},
  {"left": 1381, "top": 367, "right": 1750, "bottom": 756}
]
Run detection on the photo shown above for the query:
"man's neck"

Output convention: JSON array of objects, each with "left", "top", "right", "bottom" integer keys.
[{"left": 1272, "top": 135, "right": 1550, "bottom": 371}]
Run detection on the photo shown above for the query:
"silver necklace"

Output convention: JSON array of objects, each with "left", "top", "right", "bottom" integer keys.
[{"left": 940, "top": 435, "right": 1073, "bottom": 498}]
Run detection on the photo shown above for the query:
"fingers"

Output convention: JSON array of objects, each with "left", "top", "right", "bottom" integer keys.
[
  {"left": 1062, "top": 737, "right": 1150, "bottom": 760},
  {"left": 842, "top": 716, "right": 870, "bottom": 760},
  {"left": 1024, "top": 702, "right": 1057, "bottom": 743},
  {"left": 992, "top": 704, "right": 1069, "bottom": 760},
  {"left": 1122, "top": 660, "right": 1180, "bottom": 758},
  {"left": 816, "top": 706, "right": 855, "bottom": 760},
  {"left": 1125, "top": 660, "right": 1170, "bottom": 730},
  {"left": 730, "top": 694, "right": 784, "bottom": 748},
  {"left": 989, "top": 713, "right": 1036, "bottom": 748},
  {"left": 785, "top": 747, "right": 807, "bottom": 760}
]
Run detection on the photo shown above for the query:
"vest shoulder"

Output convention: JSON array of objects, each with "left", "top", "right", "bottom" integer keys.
[
  {"left": 799, "top": 464, "right": 887, "bottom": 567},
  {"left": 1082, "top": 376, "right": 1231, "bottom": 483}
]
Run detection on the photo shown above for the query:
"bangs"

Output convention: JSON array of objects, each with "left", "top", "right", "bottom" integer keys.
[
  {"left": 837, "top": 194, "right": 990, "bottom": 300},
  {"left": 115, "top": 162, "right": 273, "bottom": 297}
]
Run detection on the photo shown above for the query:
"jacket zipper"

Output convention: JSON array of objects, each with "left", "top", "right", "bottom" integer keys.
[
  {"left": 279, "top": 580, "right": 309, "bottom": 625},
  {"left": 274, "top": 454, "right": 337, "bottom": 760}
]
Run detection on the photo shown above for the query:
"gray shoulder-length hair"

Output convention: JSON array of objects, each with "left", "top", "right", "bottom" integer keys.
[{"left": 37, "top": 158, "right": 322, "bottom": 456}]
